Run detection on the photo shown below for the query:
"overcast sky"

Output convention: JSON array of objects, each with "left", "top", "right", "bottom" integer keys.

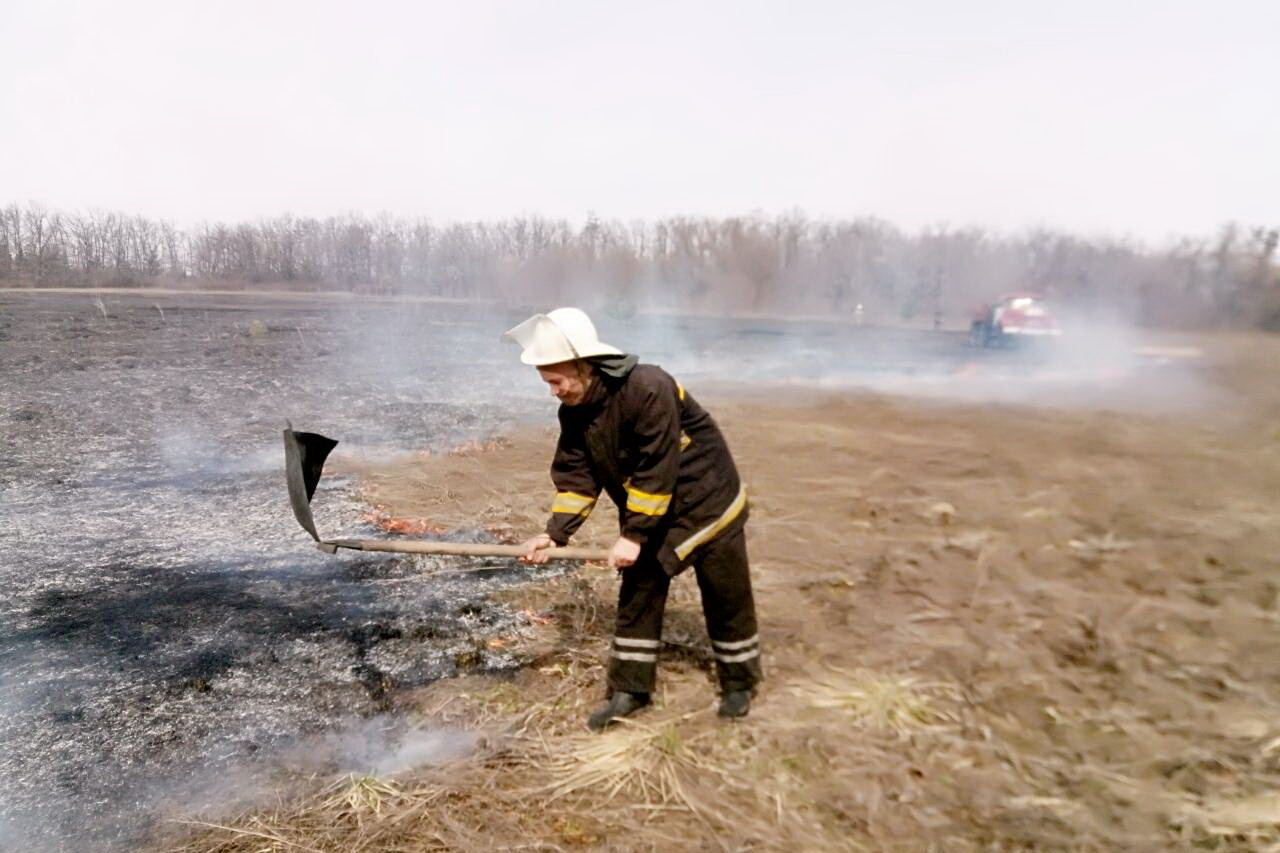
[{"left": 2, "top": 0, "right": 1275, "bottom": 241}]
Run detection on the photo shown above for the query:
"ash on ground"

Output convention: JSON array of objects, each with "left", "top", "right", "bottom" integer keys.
[{"left": 0, "top": 292, "right": 556, "bottom": 852}]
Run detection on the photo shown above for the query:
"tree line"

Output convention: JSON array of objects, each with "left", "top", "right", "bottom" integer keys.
[{"left": 1, "top": 203, "right": 1276, "bottom": 329}]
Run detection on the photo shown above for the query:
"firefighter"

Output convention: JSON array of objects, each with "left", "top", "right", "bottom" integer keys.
[{"left": 503, "top": 307, "right": 761, "bottom": 731}]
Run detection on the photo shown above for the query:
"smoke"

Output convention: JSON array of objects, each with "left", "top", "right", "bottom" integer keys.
[
  {"left": 156, "top": 427, "right": 280, "bottom": 483},
  {"left": 145, "top": 720, "right": 476, "bottom": 833},
  {"left": 0, "top": 815, "right": 19, "bottom": 853},
  {"left": 287, "top": 718, "right": 477, "bottom": 777},
  {"left": 304, "top": 293, "right": 1211, "bottom": 424},
  {"left": 582, "top": 306, "right": 1209, "bottom": 412},
  {"left": 313, "top": 299, "right": 542, "bottom": 458}
]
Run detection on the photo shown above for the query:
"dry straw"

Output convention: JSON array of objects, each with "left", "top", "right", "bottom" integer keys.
[
  {"left": 790, "top": 667, "right": 960, "bottom": 736},
  {"left": 540, "top": 718, "right": 713, "bottom": 808}
]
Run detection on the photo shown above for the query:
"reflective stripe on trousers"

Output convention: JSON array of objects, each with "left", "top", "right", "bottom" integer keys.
[{"left": 607, "top": 527, "right": 761, "bottom": 694}]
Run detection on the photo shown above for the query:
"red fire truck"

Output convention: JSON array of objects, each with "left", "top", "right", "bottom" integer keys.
[{"left": 970, "top": 292, "right": 1063, "bottom": 347}]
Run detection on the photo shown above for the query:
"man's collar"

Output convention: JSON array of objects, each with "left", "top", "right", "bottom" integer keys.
[{"left": 589, "top": 353, "right": 639, "bottom": 379}]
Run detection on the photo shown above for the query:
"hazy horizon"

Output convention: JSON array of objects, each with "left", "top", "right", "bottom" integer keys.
[{"left": 2, "top": 0, "right": 1276, "bottom": 242}]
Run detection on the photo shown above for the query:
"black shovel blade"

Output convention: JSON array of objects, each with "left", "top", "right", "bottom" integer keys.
[{"left": 282, "top": 424, "right": 339, "bottom": 542}]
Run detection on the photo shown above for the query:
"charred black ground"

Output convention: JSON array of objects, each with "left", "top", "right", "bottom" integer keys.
[{"left": 0, "top": 291, "right": 559, "bottom": 851}]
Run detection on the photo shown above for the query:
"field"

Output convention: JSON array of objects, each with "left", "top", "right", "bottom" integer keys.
[{"left": 165, "top": 331, "right": 1280, "bottom": 852}]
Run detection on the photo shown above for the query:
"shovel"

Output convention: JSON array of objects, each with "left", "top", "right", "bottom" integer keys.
[{"left": 283, "top": 425, "right": 609, "bottom": 561}]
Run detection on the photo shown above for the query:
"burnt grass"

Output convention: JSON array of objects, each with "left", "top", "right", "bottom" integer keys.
[{"left": 0, "top": 291, "right": 556, "bottom": 852}]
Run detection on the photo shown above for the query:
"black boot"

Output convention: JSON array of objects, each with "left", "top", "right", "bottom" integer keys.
[
  {"left": 718, "top": 689, "right": 751, "bottom": 718},
  {"left": 587, "top": 691, "right": 650, "bottom": 731}
]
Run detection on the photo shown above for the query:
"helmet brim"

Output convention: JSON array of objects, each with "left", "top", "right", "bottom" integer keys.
[{"left": 502, "top": 313, "right": 623, "bottom": 365}]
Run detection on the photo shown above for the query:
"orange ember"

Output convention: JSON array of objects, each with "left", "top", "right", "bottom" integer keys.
[
  {"left": 485, "top": 523, "right": 518, "bottom": 543},
  {"left": 450, "top": 437, "right": 510, "bottom": 456},
  {"left": 520, "top": 608, "right": 554, "bottom": 626},
  {"left": 417, "top": 437, "right": 511, "bottom": 459},
  {"left": 363, "top": 509, "right": 450, "bottom": 535}
]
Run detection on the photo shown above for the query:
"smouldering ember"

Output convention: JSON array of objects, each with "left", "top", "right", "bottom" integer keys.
[
  {"left": 419, "top": 436, "right": 512, "bottom": 457},
  {"left": 321, "top": 439, "right": 508, "bottom": 482},
  {"left": 521, "top": 607, "right": 555, "bottom": 625},
  {"left": 362, "top": 509, "right": 452, "bottom": 535}
]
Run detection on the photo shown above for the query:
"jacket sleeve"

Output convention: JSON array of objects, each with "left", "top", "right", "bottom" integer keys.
[
  {"left": 620, "top": 374, "right": 680, "bottom": 547},
  {"left": 545, "top": 415, "right": 601, "bottom": 545}
]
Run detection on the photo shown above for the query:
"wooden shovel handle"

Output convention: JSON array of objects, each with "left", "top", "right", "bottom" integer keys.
[{"left": 318, "top": 538, "right": 610, "bottom": 562}]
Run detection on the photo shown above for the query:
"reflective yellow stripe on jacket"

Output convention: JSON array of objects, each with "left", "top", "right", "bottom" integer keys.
[
  {"left": 624, "top": 482, "right": 672, "bottom": 517},
  {"left": 674, "top": 485, "right": 747, "bottom": 560},
  {"left": 551, "top": 491, "right": 596, "bottom": 518}
]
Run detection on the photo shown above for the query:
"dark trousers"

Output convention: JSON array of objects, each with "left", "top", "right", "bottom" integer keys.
[{"left": 607, "top": 528, "right": 761, "bottom": 695}]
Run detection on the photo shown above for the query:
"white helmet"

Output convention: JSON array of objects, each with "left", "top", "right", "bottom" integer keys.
[{"left": 502, "top": 307, "right": 623, "bottom": 366}]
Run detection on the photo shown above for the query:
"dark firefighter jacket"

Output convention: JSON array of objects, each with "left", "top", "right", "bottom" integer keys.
[{"left": 545, "top": 358, "right": 748, "bottom": 576}]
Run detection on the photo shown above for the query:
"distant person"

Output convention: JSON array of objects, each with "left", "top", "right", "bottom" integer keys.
[{"left": 504, "top": 308, "right": 761, "bottom": 730}]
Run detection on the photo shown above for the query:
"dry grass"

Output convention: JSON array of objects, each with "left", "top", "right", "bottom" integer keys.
[
  {"left": 540, "top": 720, "right": 706, "bottom": 807},
  {"left": 166, "top": 771, "right": 455, "bottom": 853},
  {"left": 790, "top": 668, "right": 959, "bottom": 737}
]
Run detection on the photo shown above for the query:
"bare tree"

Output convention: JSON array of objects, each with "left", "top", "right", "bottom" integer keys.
[{"left": 0, "top": 201, "right": 1275, "bottom": 327}]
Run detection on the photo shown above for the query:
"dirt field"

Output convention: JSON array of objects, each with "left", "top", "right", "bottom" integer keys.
[{"left": 159, "top": 331, "right": 1280, "bottom": 852}]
